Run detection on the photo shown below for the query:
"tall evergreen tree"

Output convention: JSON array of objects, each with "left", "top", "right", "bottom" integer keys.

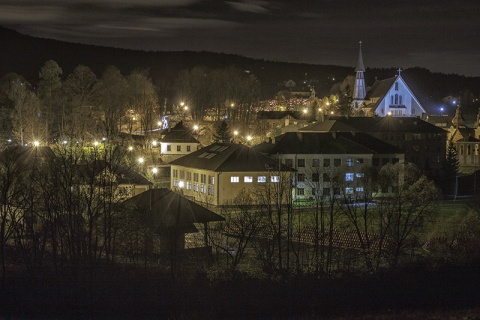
[
  {"left": 443, "top": 141, "right": 459, "bottom": 194},
  {"left": 213, "top": 120, "right": 232, "bottom": 143}
]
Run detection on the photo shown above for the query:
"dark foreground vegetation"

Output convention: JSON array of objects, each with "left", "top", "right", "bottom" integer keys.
[{"left": 1, "top": 265, "right": 479, "bottom": 319}]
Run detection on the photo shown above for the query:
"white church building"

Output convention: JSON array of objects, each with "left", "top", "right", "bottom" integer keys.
[{"left": 352, "top": 42, "right": 427, "bottom": 119}]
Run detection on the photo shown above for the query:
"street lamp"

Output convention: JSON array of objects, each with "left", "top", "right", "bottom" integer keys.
[
  {"left": 151, "top": 167, "right": 158, "bottom": 174},
  {"left": 33, "top": 140, "right": 40, "bottom": 147},
  {"left": 138, "top": 157, "right": 144, "bottom": 164}
]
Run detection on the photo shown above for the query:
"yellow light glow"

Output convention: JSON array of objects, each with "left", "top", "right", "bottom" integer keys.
[
  {"left": 303, "top": 109, "right": 308, "bottom": 114},
  {"left": 246, "top": 135, "right": 252, "bottom": 141},
  {"left": 152, "top": 140, "right": 157, "bottom": 146},
  {"left": 128, "top": 146, "right": 133, "bottom": 151},
  {"left": 93, "top": 141, "right": 99, "bottom": 147},
  {"left": 234, "top": 130, "right": 239, "bottom": 136},
  {"left": 138, "top": 157, "right": 144, "bottom": 164},
  {"left": 178, "top": 181, "right": 184, "bottom": 188},
  {"left": 193, "top": 125, "right": 199, "bottom": 131},
  {"left": 33, "top": 141, "right": 40, "bottom": 147},
  {"left": 152, "top": 167, "right": 158, "bottom": 174}
]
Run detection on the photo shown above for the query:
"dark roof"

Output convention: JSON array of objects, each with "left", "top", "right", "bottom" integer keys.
[
  {"left": 263, "top": 132, "right": 402, "bottom": 155},
  {"left": 77, "top": 160, "right": 152, "bottom": 186},
  {"left": 161, "top": 121, "right": 199, "bottom": 143},
  {"left": 170, "top": 142, "right": 293, "bottom": 172},
  {"left": 355, "top": 44, "right": 365, "bottom": 72},
  {"left": 299, "top": 119, "right": 360, "bottom": 132},
  {"left": 320, "top": 117, "right": 447, "bottom": 134},
  {"left": 257, "top": 111, "right": 306, "bottom": 120},
  {"left": 123, "top": 188, "right": 224, "bottom": 234},
  {"left": 363, "top": 77, "right": 396, "bottom": 112}
]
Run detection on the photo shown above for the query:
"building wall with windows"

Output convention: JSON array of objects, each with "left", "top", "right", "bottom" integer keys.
[
  {"left": 170, "top": 165, "right": 289, "bottom": 206},
  {"left": 272, "top": 153, "right": 403, "bottom": 201}
]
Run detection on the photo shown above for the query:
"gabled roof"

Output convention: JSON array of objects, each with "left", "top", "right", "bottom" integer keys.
[
  {"left": 170, "top": 142, "right": 293, "bottom": 172},
  {"left": 262, "top": 132, "right": 402, "bottom": 155},
  {"left": 364, "top": 75, "right": 431, "bottom": 115},
  {"left": 161, "top": 121, "right": 199, "bottom": 143},
  {"left": 124, "top": 188, "right": 224, "bottom": 234}
]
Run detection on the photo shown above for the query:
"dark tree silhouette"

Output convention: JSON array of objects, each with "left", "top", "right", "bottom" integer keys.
[{"left": 213, "top": 120, "right": 233, "bottom": 143}]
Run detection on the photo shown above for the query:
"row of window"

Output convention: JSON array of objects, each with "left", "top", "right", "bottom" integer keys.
[
  {"left": 166, "top": 145, "right": 192, "bottom": 152},
  {"left": 296, "top": 172, "right": 365, "bottom": 183},
  {"left": 297, "top": 186, "right": 365, "bottom": 196},
  {"left": 172, "top": 170, "right": 215, "bottom": 184},
  {"left": 285, "top": 158, "right": 364, "bottom": 168},
  {"left": 173, "top": 179, "right": 215, "bottom": 195},
  {"left": 231, "top": 175, "right": 280, "bottom": 183}
]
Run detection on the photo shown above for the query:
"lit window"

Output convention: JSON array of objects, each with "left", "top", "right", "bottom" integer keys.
[
  {"left": 345, "top": 173, "right": 354, "bottom": 182},
  {"left": 356, "top": 158, "right": 364, "bottom": 164},
  {"left": 346, "top": 158, "right": 354, "bottom": 167},
  {"left": 271, "top": 176, "right": 280, "bottom": 183},
  {"left": 345, "top": 187, "right": 354, "bottom": 194},
  {"left": 200, "top": 184, "right": 206, "bottom": 194},
  {"left": 258, "top": 176, "right": 267, "bottom": 183},
  {"left": 356, "top": 173, "right": 365, "bottom": 178},
  {"left": 356, "top": 187, "right": 364, "bottom": 192},
  {"left": 209, "top": 176, "right": 215, "bottom": 184},
  {"left": 193, "top": 183, "right": 198, "bottom": 192},
  {"left": 186, "top": 182, "right": 192, "bottom": 190},
  {"left": 208, "top": 186, "right": 215, "bottom": 195},
  {"left": 231, "top": 176, "right": 239, "bottom": 183},
  {"left": 244, "top": 176, "right": 253, "bottom": 183}
]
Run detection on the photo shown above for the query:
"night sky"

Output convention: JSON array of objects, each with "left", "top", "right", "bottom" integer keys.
[{"left": 1, "top": 0, "right": 479, "bottom": 76}]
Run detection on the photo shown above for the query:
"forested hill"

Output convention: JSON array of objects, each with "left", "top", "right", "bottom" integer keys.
[{"left": 1, "top": 25, "right": 479, "bottom": 103}]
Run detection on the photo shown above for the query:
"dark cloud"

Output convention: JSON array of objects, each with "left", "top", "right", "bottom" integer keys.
[{"left": 1, "top": 0, "right": 479, "bottom": 76}]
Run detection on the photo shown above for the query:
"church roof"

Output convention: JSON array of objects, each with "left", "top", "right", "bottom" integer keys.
[
  {"left": 263, "top": 132, "right": 402, "bottom": 155},
  {"left": 123, "top": 188, "right": 224, "bottom": 234},
  {"left": 161, "top": 121, "right": 199, "bottom": 143},
  {"left": 170, "top": 142, "right": 293, "bottom": 172}
]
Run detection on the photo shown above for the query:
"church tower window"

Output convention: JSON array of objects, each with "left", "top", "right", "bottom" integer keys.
[
  {"left": 395, "top": 82, "right": 399, "bottom": 91},
  {"left": 399, "top": 95, "right": 402, "bottom": 105},
  {"left": 391, "top": 96, "right": 394, "bottom": 105},
  {"left": 395, "top": 94, "right": 399, "bottom": 104}
]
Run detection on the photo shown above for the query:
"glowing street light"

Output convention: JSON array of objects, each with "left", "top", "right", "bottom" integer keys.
[
  {"left": 152, "top": 140, "right": 157, "bottom": 147},
  {"left": 246, "top": 135, "right": 252, "bottom": 141},
  {"left": 137, "top": 157, "right": 144, "bottom": 164},
  {"left": 193, "top": 125, "right": 199, "bottom": 131},
  {"left": 303, "top": 108, "right": 308, "bottom": 114},
  {"left": 151, "top": 167, "right": 158, "bottom": 174},
  {"left": 33, "top": 141, "right": 40, "bottom": 147},
  {"left": 233, "top": 130, "right": 239, "bottom": 136},
  {"left": 93, "top": 141, "right": 99, "bottom": 147},
  {"left": 128, "top": 146, "right": 133, "bottom": 151}
]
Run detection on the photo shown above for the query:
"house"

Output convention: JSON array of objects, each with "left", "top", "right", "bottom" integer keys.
[
  {"left": 123, "top": 188, "right": 224, "bottom": 253},
  {"left": 169, "top": 142, "right": 294, "bottom": 206},
  {"left": 160, "top": 121, "right": 200, "bottom": 162},
  {"left": 448, "top": 106, "right": 480, "bottom": 173},
  {"left": 300, "top": 117, "right": 447, "bottom": 179},
  {"left": 256, "top": 111, "right": 311, "bottom": 137},
  {"left": 256, "top": 131, "right": 404, "bottom": 200}
]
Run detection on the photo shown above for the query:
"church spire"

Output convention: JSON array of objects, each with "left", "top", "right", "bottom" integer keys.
[
  {"left": 352, "top": 41, "right": 366, "bottom": 108},
  {"left": 355, "top": 41, "right": 365, "bottom": 72}
]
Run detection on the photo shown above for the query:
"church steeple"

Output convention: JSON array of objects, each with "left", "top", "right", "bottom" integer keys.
[{"left": 352, "top": 41, "right": 366, "bottom": 109}]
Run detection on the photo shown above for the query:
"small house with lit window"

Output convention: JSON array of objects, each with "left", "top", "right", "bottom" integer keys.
[
  {"left": 160, "top": 121, "right": 200, "bottom": 163},
  {"left": 257, "top": 131, "right": 404, "bottom": 201},
  {"left": 169, "top": 143, "right": 293, "bottom": 206}
]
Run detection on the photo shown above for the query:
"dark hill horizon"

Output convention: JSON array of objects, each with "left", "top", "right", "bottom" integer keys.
[{"left": 1, "top": 25, "right": 479, "bottom": 104}]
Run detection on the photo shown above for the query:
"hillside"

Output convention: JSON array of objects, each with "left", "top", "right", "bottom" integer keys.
[{"left": 1, "top": 26, "right": 479, "bottom": 104}]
